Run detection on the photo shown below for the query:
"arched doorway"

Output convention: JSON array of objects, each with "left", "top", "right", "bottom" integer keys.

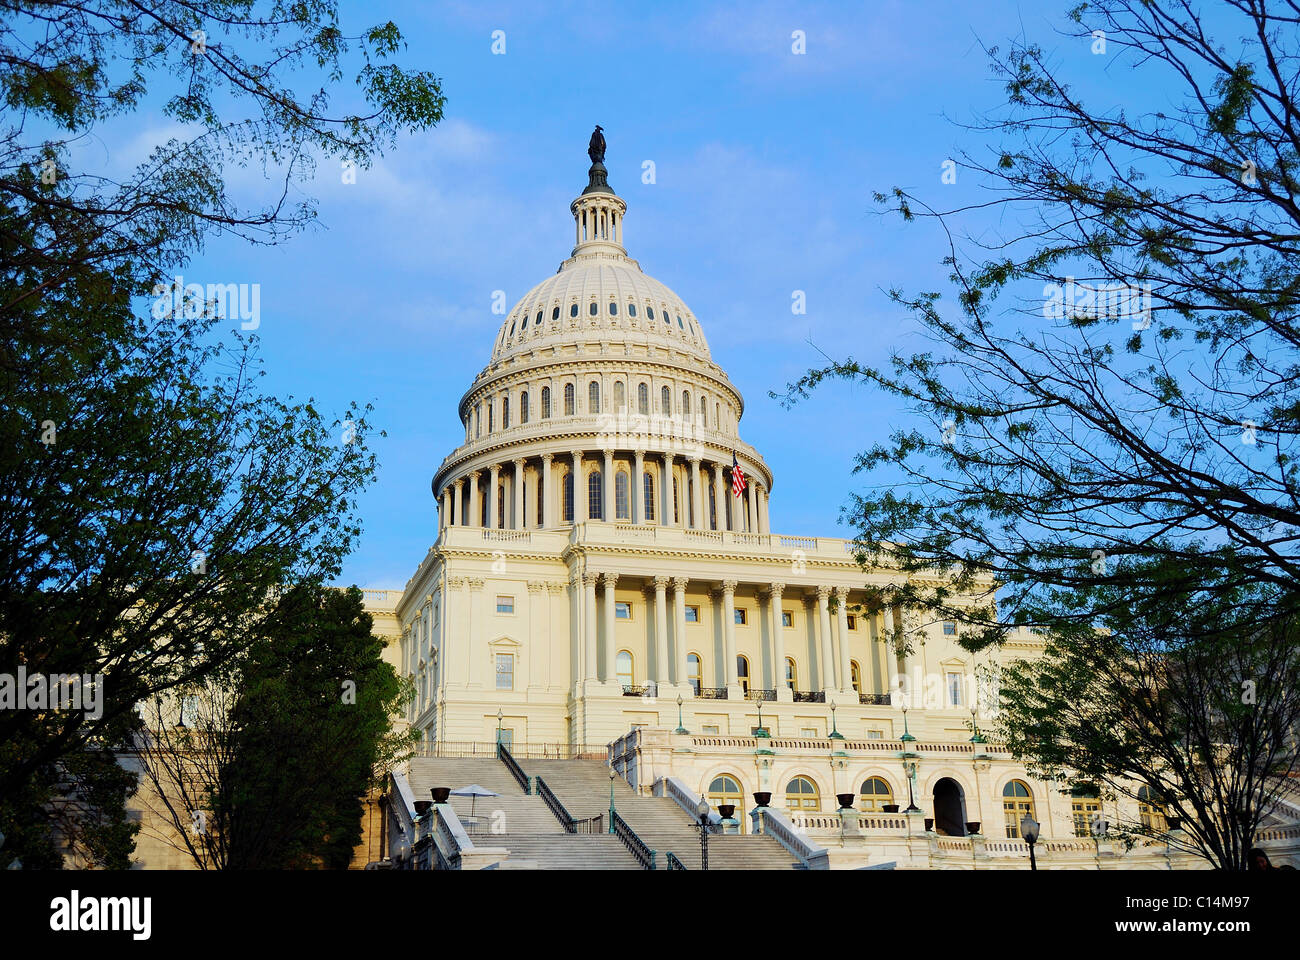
[{"left": 932, "top": 777, "right": 967, "bottom": 836}]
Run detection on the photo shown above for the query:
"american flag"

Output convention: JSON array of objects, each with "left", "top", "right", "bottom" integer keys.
[{"left": 731, "top": 451, "right": 747, "bottom": 499}]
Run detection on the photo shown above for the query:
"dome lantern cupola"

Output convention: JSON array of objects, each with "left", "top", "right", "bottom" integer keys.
[{"left": 571, "top": 124, "right": 626, "bottom": 258}]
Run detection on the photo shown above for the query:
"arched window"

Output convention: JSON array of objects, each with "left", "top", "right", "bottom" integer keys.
[
  {"left": 501, "top": 396, "right": 510, "bottom": 429},
  {"left": 1002, "top": 780, "right": 1036, "bottom": 838},
  {"left": 661, "top": 385, "right": 671, "bottom": 414},
  {"left": 784, "top": 657, "right": 797, "bottom": 691},
  {"left": 497, "top": 484, "right": 505, "bottom": 528},
  {"left": 570, "top": 302, "right": 579, "bottom": 318},
  {"left": 614, "top": 380, "right": 625, "bottom": 410},
  {"left": 616, "top": 650, "right": 633, "bottom": 689},
  {"left": 552, "top": 306, "right": 560, "bottom": 321},
  {"left": 642, "top": 471, "right": 655, "bottom": 522},
  {"left": 715, "top": 402, "right": 720, "bottom": 428},
  {"left": 709, "top": 481, "right": 717, "bottom": 530},
  {"left": 1137, "top": 786, "right": 1166, "bottom": 833},
  {"left": 1071, "top": 785, "right": 1102, "bottom": 838},
  {"left": 736, "top": 655, "right": 750, "bottom": 695},
  {"left": 520, "top": 391, "right": 529, "bottom": 424},
  {"left": 628, "top": 302, "right": 637, "bottom": 317},
  {"left": 562, "top": 471, "right": 574, "bottom": 522},
  {"left": 785, "top": 777, "right": 820, "bottom": 812},
  {"left": 536, "top": 474, "right": 544, "bottom": 527},
  {"left": 672, "top": 476, "right": 679, "bottom": 524},
  {"left": 488, "top": 402, "right": 494, "bottom": 433},
  {"left": 637, "top": 382, "right": 649, "bottom": 415},
  {"left": 535, "top": 309, "right": 542, "bottom": 327},
  {"left": 564, "top": 383, "right": 575, "bottom": 416},
  {"left": 850, "top": 660, "right": 862, "bottom": 693},
  {"left": 588, "top": 470, "right": 603, "bottom": 520},
  {"left": 699, "top": 396, "right": 707, "bottom": 426},
  {"left": 589, "top": 301, "right": 598, "bottom": 316},
  {"left": 609, "top": 301, "right": 618, "bottom": 316},
  {"left": 541, "top": 386, "right": 551, "bottom": 419},
  {"left": 708, "top": 774, "right": 742, "bottom": 809},
  {"left": 588, "top": 380, "right": 601, "bottom": 414},
  {"left": 687, "top": 653, "right": 702, "bottom": 695},
  {"left": 859, "top": 777, "right": 894, "bottom": 813},
  {"left": 647, "top": 307, "right": 655, "bottom": 321},
  {"left": 681, "top": 389, "right": 690, "bottom": 416},
  {"left": 474, "top": 404, "right": 481, "bottom": 438},
  {"left": 615, "top": 470, "right": 630, "bottom": 520}
]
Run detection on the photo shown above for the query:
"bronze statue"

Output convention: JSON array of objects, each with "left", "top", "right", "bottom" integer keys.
[{"left": 588, "top": 125, "right": 606, "bottom": 164}]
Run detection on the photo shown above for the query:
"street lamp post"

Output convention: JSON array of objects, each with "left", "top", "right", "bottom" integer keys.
[
  {"left": 495, "top": 708, "right": 503, "bottom": 746},
  {"left": 608, "top": 765, "right": 617, "bottom": 834},
  {"left": 674, "top": 694, "right": 688, "bottom": 734},
  {"left": 696, "top": 795, "right": 711, "bottom": 870},
  {"left": 1021, "top": 813, "right": 1040, "bottom": 871}
]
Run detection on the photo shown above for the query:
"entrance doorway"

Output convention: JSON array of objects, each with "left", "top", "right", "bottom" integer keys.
[{"left": 932, "top": 777, "right": 966, "bottom": 836}]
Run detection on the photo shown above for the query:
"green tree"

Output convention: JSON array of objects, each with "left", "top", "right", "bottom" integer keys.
[
  {"left": 0, "top": 1, "right": 443, "bottom": 866},
  {"left": 778, "top": 1, "right": 1300, "bottom": 868},
  {"left": 135, "top": 585, "right": 414, "bottom": 870}
]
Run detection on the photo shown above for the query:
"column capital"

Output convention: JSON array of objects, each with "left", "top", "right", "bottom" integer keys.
[
  {"left": 582, "top": 571, "right": 600, "bottom": 587},
  {"left": 634, "top": 447, "right": 646, "bottom": 458},
  {"left": 526, "top": 581, "right": 545, "bottom": 594},
  {"left": 602, "top": 448, "right": 614, "bottom": 457},
  {"left": 468, "top": 578, "right": 486, "bottom": 592},
  {"left": 571, "top": 449, "right": 584, "bottom": 461},
  {"left": 653, "top": 575, "right": 670, "bottom": 590},
  {"left": 816, "top": 585, "right": 832, "bottom": 602},
  {"left": 601, "top": 571, "right": 619, "bottom": 588},
  {"left": 689, "top": 455, "right": 702, "bottom": 466},
  {"left": 722, "top": 579, "right": 738, "bottom": 595},
  {"left": 770, "top": 581, "right": 786, "bottom": 598},
  {"left": 833, "top": 585, "right": 850, "bottom": 601},
  {"left": 513, "top": 456, "right": 526, "bottom": 467},
  {"left": 672, "top": 576, "right": 689, "bottom": 591},
  {"left": 469, "top": 470, "right": 482, "bottom": 480},
  {"left": 542, "top": 452, "right": 554, "bottom": 464}
]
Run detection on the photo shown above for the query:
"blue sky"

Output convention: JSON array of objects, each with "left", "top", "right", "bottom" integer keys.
[{"left": 103, "top": 1, "right": 1200, "bottom": 588}]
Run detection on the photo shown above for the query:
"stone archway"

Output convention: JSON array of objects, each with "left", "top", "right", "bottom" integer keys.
[{"left": 932, "top": 777, "right": 967, "bottom": 836}]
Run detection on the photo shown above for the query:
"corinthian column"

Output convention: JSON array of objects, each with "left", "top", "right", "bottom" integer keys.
[
  {"left": 469, "top": 471, "right": 481, "bottom": 528},
  {"left": 723, "top": 580, "right": 740, "bottom": 697},
  {"left": 817, "top": 586, "right": 835, "bottom": 693},
  {"left": 660, "top": 453, "right": 673, "bottom": 526},
  {"left": 835, "top": 586, "right": 853, "bottom": 695},
  {"left": 602, "top": 449, "right": 614, "bottom": 521},
  {"left": 713, "top": 462, "right": 725, "bottom": 531},
  {"left": 602, "top": 572, "right": 618, "bottom": 684},
  {"left": 453, "top": 478, "right": 464, "bottom": 526},
  {"left": 572, "top": 449, "right": 585, "bottom": 522},
  {"left": 673, "top": 577, "right": 690, "bottom": 690},
  {"left": 770, "top": 583, "right": 791, "bottom": 702},
  {"left": 632, "top": 449, "right": 645, "bottom": 523},
  {"left": 513, "top": 457, "right": 526, "bottom": 530},
  {"left": 489, "top": 464, "right": 501, "bottom": 529},
  {"left": 541, "top": 453, "right": 553, "bottom": 528},
  {"left": 583, "top": 571, "right": 599, "bottom": 682},
  {"left": 653, "top": 575, "right": 670, "bottom": 686},
  {"left": 689, "top": 457, "right": 703, "bottom": 530}
]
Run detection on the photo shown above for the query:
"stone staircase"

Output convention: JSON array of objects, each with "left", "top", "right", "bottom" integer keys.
[
  {"left": 528, "top": 758, "right": 802, "bottom": 870},
  {"left": 408, "top": 754, "right": 802, "bottom": 869}
]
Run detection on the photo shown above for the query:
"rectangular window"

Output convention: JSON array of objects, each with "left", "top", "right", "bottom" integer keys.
[
  {"left": 846, "top": 614, "right": 857, "bottom": 630},
  {"left": 180, "top": 695, "right": 199, "bottom": 727},
  {"left": 685, "top": 605, "right": 700, "bottom": 623},
  {"left": 734, "top": 608, "right": 747, "bottom": 625},
  {"left": 496, "top": 595, "right": 515, "bottom": 614},
  {"left": 943, "top": 620, "right": 957, "bottom": 635},
  {"left": 496, "top": 653, "right": 514, "bottom": 690},
  {"left": 498, "top": 727, "right": 514, "bottom": 748},
  {"left": 615, "top": 601, "right": 633, "bottom": 620},
  {"left": 867, "top": 729, "right": 884, "bottom": 740},
  {"left": 947, "top": 671, "right": 963, "bottom": 706},
  {"left": 701, "top": 724, "right": 720, "bottom": 735},
  {"left": 1072, "top": 799, "right": 1102, "bottom": 838},
  {"left": 782, "top": 611, "right": 793, "bottom": 627},
  {"left": 800, "top": 727, "right": 818, "bottom": 738}
]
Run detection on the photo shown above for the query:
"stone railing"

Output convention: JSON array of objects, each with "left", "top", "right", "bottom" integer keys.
[
  {"left": 657, "top": 775, "right": 708, "bottom": 823},
  {"left": 753, "top": 805, "right": 830, "bottom": 870}
]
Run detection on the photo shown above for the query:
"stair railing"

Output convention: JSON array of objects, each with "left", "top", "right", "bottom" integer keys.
[
  {"left": 665, "top": 851, "right": 687, "bottom": 870},
  {"left": 497, "top": 741, "right": 531, "bottom": 794},
  {"left": 611, "top": 810, "right": 657, "bottom": 870},
  {"left": 535, "top": 775, "right": 604, "bottom": 834}
]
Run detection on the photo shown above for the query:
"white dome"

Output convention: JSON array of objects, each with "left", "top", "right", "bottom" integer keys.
[{"left": 491, "top": 256, "right": 711, "bottom": 364}]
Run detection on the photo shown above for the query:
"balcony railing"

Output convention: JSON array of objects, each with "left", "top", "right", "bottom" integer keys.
[
  {"left": 698, "top": 687, "right": 729, "bottom": 700},
  {"left": 859, "top": 693, "right": 892, "bottom": 705},
  {"left": 793, "top": 690, "right": 826, "bottom": 703},
  {"left": 621, "top": 684, "right": 652, "bottom": 697},
  {"left": 746, "top": 688, "right": 776, "bottom": 702}
]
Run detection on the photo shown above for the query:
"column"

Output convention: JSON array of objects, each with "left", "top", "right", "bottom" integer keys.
[
  {"left": 469, "top": 472, "right": 481, "bottom": 528},
  {"left": 713, "top": 462, "right": 725, "bottom": 531},
  {"left": 633, "top": 449, "right": 645, "bottom": 523},
  {"left": 602, "top": 572, "right": 618, "bottom": 683},
  {"left": 723, "top": 580, "right": 739, "bottom": 694},
  {"left": 817, "top": 586, "right": 835, "bottom": 693},
  {"left": 602, "top": 449, "right": 614, "bottom": 521},
  {"left": 746, "top": 476, "right": 757, "bottom": 533},
  {"left": 660, "top": 453, "right": 673, "bottom": 526},
  {"left": 759, "top": 486, "right": 771, "bottom": 533},
  {"left": 439, "top": 488, "right": 449, "bottom": 531},
  {"left": 690, "top": 457, "right": 703, "bottom": 530},
  {"left": 653, "top": 575, "right": 670, "bottom": 686},
  {"left": 513, "top": 457, "right": 525, "bottom": 530},
  {"left": 673, "top": 577, "right": 689, "bottom": 690},
  {"left": 453, "top": 478, "right": 464, "bottom": 526},
  {"left": 583, "top": 572, "right": 598, "bottom": 681},
  {"left": 835, "top": 586, "right": 853, "bottom": 694},
  {"left": 868, "top": 607, "right": 885, "bottom": 696},
  {"left": 489, "top": 464, "right": 501, "bottom": 529},
  {"left": 541, "top": 453, "right": 553, "bottom": 529},
  {"left": 572, "top": 450, "right": 585, "bottom": 522},
  {"left": 770, "top": 583, "right": 790, "bottom": 701}
]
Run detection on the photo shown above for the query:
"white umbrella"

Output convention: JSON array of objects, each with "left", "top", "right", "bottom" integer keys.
[{"left": 450, "top": 784, "right": 499, "bottom": 819}]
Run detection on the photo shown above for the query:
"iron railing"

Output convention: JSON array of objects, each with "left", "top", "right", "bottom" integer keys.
[
  {"left": 793, "top": 690, "right": 826, "bottom": 703},
  {"left": 698, "top": 687, "right": 729, "bottom": 699},
  {"left": 621, "top": 684, "right": 651, "bottom": 698},
  {"left": 666, "top": 851, "right": 687, "bottom": 870},
  {"left": 497, "top": 742, "right": 530, "bottom": 794},
  {"left": 859, "top": 693, "right": 891, "bottom": 705},
  {"left": 535, "top": 776, "right": 604, "bottom": 834},
  {"left": 411, "top": 740, "right": 609, "bottom": 760},
  {"left": 611, "top": 810, "right": 656, "bottom": 870},
  {"left": 746, "top": 688, "right": 776, "bottom": 702}
]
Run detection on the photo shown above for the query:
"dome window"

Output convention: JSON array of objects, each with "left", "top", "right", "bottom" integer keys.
[
  {"left": 609, "top": 301, "right": 618, "bottom": 316},
  {"left": 662, "top": 308, "right": 670, "bottom": 324},
  {"left": 677, "top": 315, "right": 684, "bottom": 329},
  {"left": 647, "top": 307, "right": 655, "bottom": 320},
  {"left": 589, "top": 302, "right": 598, "bottom": 316},
  {"left": 535, "top": 310, "right": 543, "bottom": 325},
  {"left": 509, "top": 321, "right": 516, "bottom": 337},
  {"left": 521, "top": 314, "right": 528, "bottom": 330},
  {"left": 570, "top": 302, "right": 579, "bottom": 318},
  {"left": 552, "top": 306, "right": 560, "bottom": 321},
  {"left": 628, "top": 303, "right": 637, "bottom": 317}
]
